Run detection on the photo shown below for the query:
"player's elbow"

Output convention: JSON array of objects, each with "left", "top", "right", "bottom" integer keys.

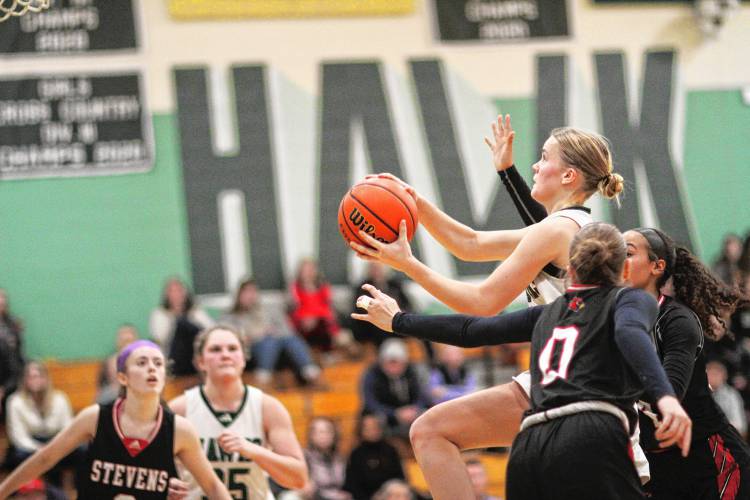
[{"left": 451, "top": 233, "right": 484, "bottom": 261}]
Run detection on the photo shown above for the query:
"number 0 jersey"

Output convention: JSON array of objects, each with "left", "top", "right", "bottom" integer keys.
[
  {"left": 529, "top": 286, "right": 644, "bottom": 428},
  {"left": 183, "top": 385, "right": 273, "bottom": 500}
]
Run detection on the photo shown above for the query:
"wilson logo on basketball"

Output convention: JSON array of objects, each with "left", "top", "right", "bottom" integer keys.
[{"left": 348, "top": 208, "right": 387, "bottom": 243}]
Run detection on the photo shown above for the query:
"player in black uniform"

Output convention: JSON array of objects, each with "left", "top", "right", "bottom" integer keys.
[
  {"left": 0, "top": 340, "right": 232, "bottom": 500},
  {"left": 625, "top": 227, "right": 750, "bottom": 500},
  {"left": 352, "top": 222, "right": 692, "bottom": 499}
]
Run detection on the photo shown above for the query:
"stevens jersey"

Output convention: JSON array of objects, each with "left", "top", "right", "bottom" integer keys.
[
  {"left": 183, "top": 385, "right": 273, "bottom": 500},
  {"left": 528, "top": 286, "right": 643, "bottom": 426},
  {"left": 76, "top": 401, "right": 178, "bottom": 499}
]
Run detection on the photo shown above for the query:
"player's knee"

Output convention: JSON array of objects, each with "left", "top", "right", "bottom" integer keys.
[{"left": 409, "top": 411, "right": 441, "bottom": 450}]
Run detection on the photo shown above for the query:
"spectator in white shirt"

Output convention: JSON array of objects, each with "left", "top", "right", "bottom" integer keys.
[{"left": 707, "top": 359, "right": 748, "bottom": 438}]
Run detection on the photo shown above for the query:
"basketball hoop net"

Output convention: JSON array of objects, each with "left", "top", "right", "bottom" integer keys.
[{"left": 0, "top": 0, "right": 50, "bottom": 22}]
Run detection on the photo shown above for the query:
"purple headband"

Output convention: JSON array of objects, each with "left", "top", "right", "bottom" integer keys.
[{"left": 117, "top": 340, "right": 162, "bottom": 372}]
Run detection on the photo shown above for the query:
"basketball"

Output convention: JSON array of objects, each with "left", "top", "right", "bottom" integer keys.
[{"left": 338, "top": 177, "right": 419, "bottom": 248}]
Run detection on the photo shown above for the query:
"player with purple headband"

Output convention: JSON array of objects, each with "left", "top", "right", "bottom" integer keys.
[{"left": 0, "top": 340, "right": 232, "bottom": 499}]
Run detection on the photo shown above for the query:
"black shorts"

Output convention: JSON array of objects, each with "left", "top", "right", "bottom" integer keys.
[
  {"left": 645, "top": 424, "right": 750, "bottom": 500},
  {"left": 506, "top": 411, "right": 644, "bottom": 500}
]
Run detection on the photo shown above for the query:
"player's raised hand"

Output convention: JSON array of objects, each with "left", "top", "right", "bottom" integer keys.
[
  {"left": 655, "top": 395, "right": 692, "bottom": 457},
  {"left": 350, "top": 283, "right": 402, "bottom": 332},
  {"left": 484, "top": 114, "right": 515, "bottom": 172},
  {"left": 364, "top": 172, "right": 419, "bottom": 204},
  {"left": 351, "top": 220, "right": 415, "bottom": 274}
]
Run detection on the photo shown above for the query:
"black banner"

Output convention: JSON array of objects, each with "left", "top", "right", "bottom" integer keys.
[
  {"left": 432, "top": 0, "right": 569, "bottom": 42},
  {"left": 0, "top": 73, "right": 152, "bottom": 179},
  {"left": 0, "top": 0, "right": 138, "bottom": 55}
]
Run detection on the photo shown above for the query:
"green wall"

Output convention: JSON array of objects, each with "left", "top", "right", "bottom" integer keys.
[{"left": 0, "top": 114, "right": 191, "bottom": 360}]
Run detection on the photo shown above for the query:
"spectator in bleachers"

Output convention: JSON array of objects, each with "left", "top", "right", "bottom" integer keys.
[
  {"left": 371, "top": 479, "right": 414, "bottom": 500},
  {"left": 288, "top": 258, "right": 340, "bottom": 353},
  {"left": 465, "top": 458, "right": 501, "bottom": 500},
  {"left": 707, "top": 359, "right": 748, "bottom": 438},
  {"left": 4, "top": 362, "right": 78, "bottom": 486},
  {"left": 713, "top": 233, "right": 743, "bottom": 286},
  {"left": 0, "top": 289, "right": 25, "bottom": 413},
  {"left": 344, "top": 412, "right": 405, "bottom": 500},
  {"left": 149, "top": 277, "right": 214, "bottom": 376},
  {"left": 294, "top": 417, "right": 351, "bottom": 500},
  {"left": 428, "top": 344, "right": 477, "bottom": 405},
  {"left": 223, "top": 278, "right": 321, "bottom": 387},
  {"left": 96, "top": 324, "right": 139, "bottom": 405},
  {"left": 350, "top": 263, "right": 414, "bottom": 348},
  {"left": 361, "top": 339, "right": 429, "bottom": 442}
]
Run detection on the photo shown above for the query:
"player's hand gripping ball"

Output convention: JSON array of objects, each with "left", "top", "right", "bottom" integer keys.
[{"left": 338, "top": 177, "right": 419, "bottom": 248}]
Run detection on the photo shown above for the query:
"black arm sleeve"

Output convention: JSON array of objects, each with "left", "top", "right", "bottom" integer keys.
[
  {"left": 613, "top": 289, "right": 675, "bottom": 402},
  {"left": 391, "top": 306, "right": 545, "bottom": 347},
  {"left": 498, "top": 165, "right": 547, "bottom": 226},
  {"left": 659, "top": 310, "right": 701, "bottom": 400}
]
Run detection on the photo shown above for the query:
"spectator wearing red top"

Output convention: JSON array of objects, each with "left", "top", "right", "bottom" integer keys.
[{"left": 288, "top": 258, "right": 340, "bottom": 351}]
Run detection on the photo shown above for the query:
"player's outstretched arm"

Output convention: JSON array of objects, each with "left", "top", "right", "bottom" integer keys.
[
  {"left": 0, "top": 405, "right": 98, "bottom": 499},
  {"left": 354, "top": 217, "right": 572, "bottom": 316},
  {"left": 366, "top": 173, "right": 528, "bottom": 262},
  {"left": 352, "top": 284, "right": 540, "bottom": 346},
  {"left": 217, "top": 395, "right": 307, "bottom": 490},
  {"left": 174, "top": 416, "right": 232, "bottom": 500}
]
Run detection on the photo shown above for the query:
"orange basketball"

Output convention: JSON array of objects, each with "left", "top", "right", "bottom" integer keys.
[{"left": 338, "top": 177, "right": 419, "bottom": 248}]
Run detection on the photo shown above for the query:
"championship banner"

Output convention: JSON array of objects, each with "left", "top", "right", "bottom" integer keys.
[
  {"left": 0, "top": 0, "right": 138, "bottom": 55},
  {"left": 0, "top": 72, "right": 153, "bottom": 180},
  {"left": 432, "top": 0, "right": 569, "bottom": 42},
  {"left": 168, "top": 0, "right": 414, "bottom": 19}
]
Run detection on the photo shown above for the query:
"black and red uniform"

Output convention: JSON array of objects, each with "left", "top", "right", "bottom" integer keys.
[
  {"left": 391, "top": 285, "right": 674, "bottom": 500},
  {"left": 640, "top": 296, "right": 750, "bottom": 500},
  {"left": 76, "top": 400, "right": 178, "bottom": 499}
]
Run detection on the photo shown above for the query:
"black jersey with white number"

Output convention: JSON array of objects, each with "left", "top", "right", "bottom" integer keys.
[
  {"left": 529, "top": 286, "right": 643, "bottom": 425},
  {"left": 76, "top": 401, "right": 178, "bottom": 499}
]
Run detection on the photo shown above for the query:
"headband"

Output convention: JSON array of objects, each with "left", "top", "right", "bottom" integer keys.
[
  {"left": 117, "top": 340, "right": 162, "bottom": 373},
  {"left": 633, "top": 227, "right": 676, "bottom": 279}
]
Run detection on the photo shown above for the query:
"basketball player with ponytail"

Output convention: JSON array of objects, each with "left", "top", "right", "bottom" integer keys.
[
  {"left": 353, "top": 222, "right": 692, "bottom": 499},
  {"left": 351, "top": 115, "right": 627, "bottom": 499},
  {"left": 0, "top": 340, "right": 231, "bottom": 499}
]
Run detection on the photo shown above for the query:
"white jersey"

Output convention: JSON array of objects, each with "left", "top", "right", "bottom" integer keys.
[
  {"left": 183, "top": 385, "right": 274, "bottom": 500},
  {"left": 525, "top": 207, "right": 593, "bottom": 306}
]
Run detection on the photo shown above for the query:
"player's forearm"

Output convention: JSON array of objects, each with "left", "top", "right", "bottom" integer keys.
[
  {"left": 402, "top": 259, "right": 511, "bottom": 316},
  {"left": 0, "top": 451, "right": 55, "bottom": 499},
  {"left": 203, "top": 479, "right": 233, "bottom": 500},
  {"left": 244, "top": 447, "right": 307, "bottom": 489},
  {"left": 392, "top": 308, "right": 538, "bottom": 346},
  {"left": 415, "top": 198, "right": 483, "bottom": 261}
]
